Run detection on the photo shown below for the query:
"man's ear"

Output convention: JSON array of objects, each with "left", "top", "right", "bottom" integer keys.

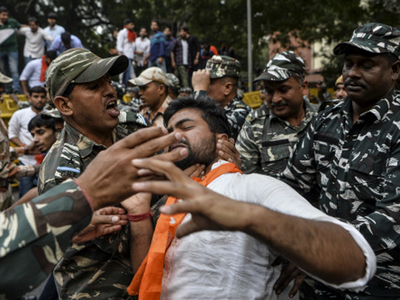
[
  {"left": 301, "top": 80, "right": 309, "bottom": 97},
  {"left": 54, "top": 96, "right": 73, "bottom": 116},
  {"left": 224, "top": 82, "right": 233, "bottom": 96},
  {"left": 215, "top": 132, "right": 229, "bottom": 141},
  {"left": 391, "top": 61, "right": 400, "bottom": 81}
]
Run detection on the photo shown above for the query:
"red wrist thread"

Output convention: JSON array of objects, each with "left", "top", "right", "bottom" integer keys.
[{"left": 128, "top": 211, "right": 153, "bottom": 222}]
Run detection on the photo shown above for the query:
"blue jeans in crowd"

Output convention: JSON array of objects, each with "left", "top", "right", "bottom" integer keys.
[
  {"left": 148, "top": 57, "right": 167, "bottom": 73},
  {"left": 121, "top": 58, "right": 133, "bottom": 87},
  {"left": 0, "top": 51, "right": 21, "bottom": 93}
]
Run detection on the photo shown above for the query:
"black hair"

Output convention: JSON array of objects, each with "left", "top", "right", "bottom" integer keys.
[
  {"left": 61, "top": 32, "right": 71, "bottom": 45},
  {"left": 151, "top": 20, "right": 160, "bottom": 27},
  {"left": 124, "top": 18, "right": 134, "bottom": 25},
  {"left": 164, "top": 25, "right": 171, "bottom": 31},
  {"left": 62, "top": 83, "right": 76, "bottom": 98},
  {"left": 180, "top": 26, "right": 189, "bottom": 34},
  {"left": 28, "top": 113, "right": 56, "bottom": 132},
  {"left": 47, "top": 12, "right": 57, "bottom": 19},
  {"left": 164, "top": 96, "right": 232, "bottom": 138},
  {"left": 0, "top": 6, "right": 8, "bottom": 13},
  {"left": 45, "top": 50, "right": 57, "bottom": 60},
  {"left": 29, "top": 85, "right": 47, "bottom": 96},
  {"left": 28, "top": 17, "right": 38, "bottom": 25},
  {"left": 140, "top": 26, "right": 147, "bottom": 32}
]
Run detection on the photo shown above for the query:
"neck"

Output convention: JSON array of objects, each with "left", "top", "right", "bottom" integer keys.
[
  {"left": 50, "top": 24, "right": 55, "bottom": 29},
  {"left": 67, "top": 121, "right": 114, "bottom": 147},
  {"left": 351, "top": 101, "right": 377, "bottom": 124},
  {"left": 150, "top": 95, "right": 167, "bottom": 116},
  {"left": 285, "top": 106, "right": 306, "bottom": 127},
  {"left": 220, "top": 93, "right": 235, "bottom": 108}
]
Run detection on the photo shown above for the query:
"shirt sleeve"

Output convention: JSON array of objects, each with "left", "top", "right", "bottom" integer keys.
[
  {"left": 50, "top": 37, "right": 60, "bottom": 51},
  {"left": 41, "top": 28, "right": 54, "bottom": 42},
  {"left": 0, "top": 180, "right": 93, "bottom": 299},
  {"left": 7, "top": 111, "right": 20, "bottom": 140},
  {"left": 20, "top": 62, "right": 34, "bottom": 81},
  {"left": 236, "top": 119, "right": 260, "bottom": 174},
  {"left": 116, "top": 30, "right": 124, "bottom": 53},
  {"left": 159, "top": 34, "right": 165, "bottom": 58},
  {"left": 17, "top": 27, "right": 29, "bottom": 36}
]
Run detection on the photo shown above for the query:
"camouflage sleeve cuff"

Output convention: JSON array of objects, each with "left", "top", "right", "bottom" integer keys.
[{"left": 15, "top": 165, "right": 36, "bottom": 178}]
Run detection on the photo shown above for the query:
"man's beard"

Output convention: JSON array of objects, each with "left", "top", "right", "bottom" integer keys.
[{"left": 173, "top": 136, "right": 217, "bottom": 171}]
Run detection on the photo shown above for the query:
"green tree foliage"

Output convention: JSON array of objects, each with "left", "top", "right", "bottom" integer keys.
[{"left": 2, "top": 0, "right": 400, "bottom": 85}]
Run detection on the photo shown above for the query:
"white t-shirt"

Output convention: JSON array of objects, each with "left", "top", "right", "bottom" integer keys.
[
  {"left": 134, "top": 37, "right": 150, "bottom": 67},
  {"left": 18, "top": 27, "right": 53, "bottom": 58},
  {"left": 161, "top": 160, "right": 376, "bottom": 300},
  {"left": 116, "top": 28, "right": 134, "bottom": 60},
  {"left": 181, "top": 40, "right": 189, "bottom": 65},
  {"left": 8, "top": 107, "right": 46, "bottom": 165}
]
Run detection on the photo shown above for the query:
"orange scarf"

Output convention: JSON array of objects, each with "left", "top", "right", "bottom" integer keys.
[
  {"left": 125, "top": 26, "right": 137, "bottom": 42},
  {"left": 127, "top": 162, "right": 242, "bottom": 299},
  {"left": 40, "top": 55, "right": 48, "bottom": 82}
]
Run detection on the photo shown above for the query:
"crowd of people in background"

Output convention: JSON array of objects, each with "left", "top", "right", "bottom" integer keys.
[{"left": 1, "top": 4, "right": 400, "bottom": 300}]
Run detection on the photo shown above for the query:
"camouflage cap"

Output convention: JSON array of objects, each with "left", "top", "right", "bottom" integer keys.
[
  {"left": 334, "top": 23, "right": 400, "bottom": 58},
  {"left": 46, "top": 48, "right": 129, "bottom": 101},
  {"left": 128, "top": 67, "right": 170, "bottom": 86},
  {"left": 254, "top": 51, "right": 306, "bottom": 82},
  {"left": 41, "top": 109, "right": 62, "bottom": 119},
  {"left": 0, "top": 72, "right": 12, "bottom": 84},
  {"left": 166, "top": 73, "right": 180, "bottom": 90},
  {"left": 206, "top": 55, "right": 241, "bottom": 79}
]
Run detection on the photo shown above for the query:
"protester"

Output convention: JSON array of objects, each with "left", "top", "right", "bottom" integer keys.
[
  {"left": 171, "top": 29, "right": 190, "bottom": 87},
  {"left": 0, "top": 6, "right": 22, "bottom": 93},
  {"left": 18, "top": 17, "right": 53, "bottom": 65},
  {"left": 117, "top": 18, "right": 136, "bottom": 86},
  {"left": 334, "top": 75, "right": 347, "bottom": 100},
  {"left": 134, "top": 26, "right": 150, "bottom": 76},
  {"left": 281, "top": 22, "right": 400, "bottom": 299},
  {"left": 163, "top": 26, "right": 175, "bottom": 73},
  {"left": 236, "top": 51, "right": 316, "bottom": 176},
  {"left": 8, "top": 86, "right": 47, "bottom": 197},
  {"left": 166, "top": 72, "right": 180, "bottom": 99},
  {"left": 43, "top": 12, "right": 65, "bottom": 48},
  {"left": 127, "top": 96, "right": 375, "bottom": 299},
  {"left": 146, "top": 20, "right": 166, "bottom": 72},
  {"left": 179, "top": 26, "right": 201, "bottom": 85},
  {"left": 50, "top": 31, "right": 83, "bottom": 54},
  {"left": 19, "top": 50, "right": 57, "bottom": 98}
]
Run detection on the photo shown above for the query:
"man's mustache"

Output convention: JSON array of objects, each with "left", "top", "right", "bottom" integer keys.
[
  {"left": 271, "top": 101, "right": 289, "bottom": 108},
  {"left": 168, "top": 139, "right": 190, "bottom": 152},
  {"left": 344, "top": 79, "right": 367, "bottom": 89}
]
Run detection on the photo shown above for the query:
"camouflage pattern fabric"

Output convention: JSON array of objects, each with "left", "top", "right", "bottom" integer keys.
[
  {"left": 0, "top": 180, "right": 92, "bottom": 299},
  {"left": 119, "top": 98, "right": 142, "bottom": 114},
  {"left": 334, "top": 23, "right": 400, "bottom": 58},
  {"left": 281, "top": 90, "right": 400, "bottom": 299},
  {"left": 166, "top": 73, "right": 180, "bottom": 91},
  {"left": 236, "top": 99, "right": 316, "bottom": 176},
  {"left": 205, "top": 55, "right": 240, "bottom": 79},
  {"left": 37, "top": 111, "right": 148, "bottom": 299},
  {"left": 46, "top": 48, "right": 129, "bottom": 101},
  {"left": 194, "top": 90, "right": 252, "bottom": 140},
  {"left": 129, "top": 67, "right": 170, "bottom": 86},
  {"left": 254, "top": 51, "right": 306, "bottom": 82},
  {"left": 17, "top": 100, "right": 31, "bottom": 109}
]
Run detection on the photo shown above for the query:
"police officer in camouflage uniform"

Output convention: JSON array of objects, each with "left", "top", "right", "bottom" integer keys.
[
  {"left": 192, "top": 55, "right": 252, "bottom": 140},
  {"left": 281, "top": 23, "right": 400, "bottom": 299},
  {"left": 166, "top": 72, "right": 180, "bottom": 99},
  {"left": 37, "top": 48, "right": 149, "bottom": 299},
  {"left": 236, "top": 51, "right": 316, "bottom": 177},
  {"left": 0, "top": 125, "right": 186, "bottom": 299}
]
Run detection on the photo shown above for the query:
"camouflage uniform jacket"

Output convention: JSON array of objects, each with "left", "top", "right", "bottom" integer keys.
[
  {"left": 0, "top": 180, "right": 92, "bottom": 299},
  {"left": 194, "top": 90, "right": 252, "bottom": 140},
  {"left": 37, "top": 111, "right": 148, "bottom": 299},
  {"left": 236, "top": 99, "right": 316, "bottom": 177},
  {"left": 281, "top": 90, "right": 400, "bottom": 299}
]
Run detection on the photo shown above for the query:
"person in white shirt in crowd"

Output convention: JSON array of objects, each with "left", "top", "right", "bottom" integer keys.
[
  {"left": 20, "top": 50, "right": 57, "bottom": 98},
  {"left": 8, "top": 86, "right": 47, "bottom": 198},
  {"left": 117, "top": 18, "right": 136, "bottom": 86},
  {"left": 43, "top": 12, "right": 65, "bottom": 49},
  {"left": 134, "top": 26, "right": 150, "bottom": 76},
  {"left": 18, "top": 17, "right": 53, "bottom": 65}
]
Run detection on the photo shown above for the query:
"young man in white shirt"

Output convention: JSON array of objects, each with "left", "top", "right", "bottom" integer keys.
[
  {"left": 18, "top": 17, "right": 53, "bottom": 65},
  {"left": 43, "top": 12, "right": 65, "bottom": 49},
  {"left": 8, "top": 85, "right": 47, "bottom": 197},
  {"left": 134, "top": 26, "right": 150, "bottom": 76},
  {"left": 117, "top": 18, "right": 136, "bottom": 86}
]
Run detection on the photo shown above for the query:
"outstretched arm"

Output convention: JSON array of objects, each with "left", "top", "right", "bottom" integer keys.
[{"left": 131, "top": 158, "right": 374, "bottom": 287}]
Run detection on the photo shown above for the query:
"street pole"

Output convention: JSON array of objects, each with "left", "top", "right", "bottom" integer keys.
[{"left": 247, "top": 0, "right": 252, "bottom": 92}]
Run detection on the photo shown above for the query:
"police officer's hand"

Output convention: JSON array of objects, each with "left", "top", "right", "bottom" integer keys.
[
  {"left": 192, "top": 69, "right": 210, "bottom": 92},
  {"left": 75, "top": 127, "right": 188, "bottom": 210},
  {"left": 217, "top": 138, "right": 241, "bottom": 168}
]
